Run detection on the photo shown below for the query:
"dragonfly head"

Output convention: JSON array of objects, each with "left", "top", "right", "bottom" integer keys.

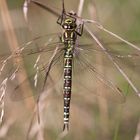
[{"left": 62, "top": 18, "right": 77, "bottom": 31}]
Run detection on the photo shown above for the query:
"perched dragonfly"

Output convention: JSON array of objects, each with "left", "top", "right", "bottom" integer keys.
[{"left": 0, "top": 0, "right": 140, "bottom": 132}]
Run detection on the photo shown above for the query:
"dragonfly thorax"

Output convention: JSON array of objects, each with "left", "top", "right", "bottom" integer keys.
[
  {"left": 62, "top": 31, "right": 77, "bottom": 43},
  {"left": 61, "top": 18, "right": 77, "bottom": 43}
]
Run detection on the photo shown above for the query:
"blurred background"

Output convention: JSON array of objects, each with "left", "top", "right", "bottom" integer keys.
[{"left": 0, "top": 0, "right": 140, "bottom": 140}]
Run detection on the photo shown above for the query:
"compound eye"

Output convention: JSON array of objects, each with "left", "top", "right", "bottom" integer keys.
[
  {"left": 64, "top": 25, "right": 67, "bottom": 29},
  {"left": 70, "top": 25, "right": 73, "bottom": 29}
]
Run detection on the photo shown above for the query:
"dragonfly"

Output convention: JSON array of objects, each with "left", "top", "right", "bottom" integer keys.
[{"left": 0, "top": 0, "right": 140, "bottom": 132}]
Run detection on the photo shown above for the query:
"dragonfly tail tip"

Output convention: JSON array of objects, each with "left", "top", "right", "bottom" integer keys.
[
  {"left": 63, "top": 123, "right": 69, "bottom": 131},
  {"left": 57, "top": 124, "right": 69, "bottom": 139}
]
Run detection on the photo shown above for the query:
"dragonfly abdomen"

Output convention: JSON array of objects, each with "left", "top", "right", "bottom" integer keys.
[{"left": 63, "top": 44, "right": 73, "bottom": 131}]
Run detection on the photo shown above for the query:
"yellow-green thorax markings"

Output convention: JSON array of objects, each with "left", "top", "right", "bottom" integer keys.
[
  {"left": 62, "top": 18, "right": 77, "bottom": 131},
  {"left": 57, "top": 11, "right": 84, "bottom": 131}
]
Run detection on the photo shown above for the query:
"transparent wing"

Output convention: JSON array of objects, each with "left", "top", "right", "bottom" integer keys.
[
  {"left": 0, "top": 33, "right": 65, "bottom": 101},
  {"left": 72, "top": 41, "right": 140, "bottom": 103},
  {"left": 0, "top": 33, "right": 61, "bottom": 57},
  {"left": 9, "top": 47, "right": 64, "bottom": 101}
]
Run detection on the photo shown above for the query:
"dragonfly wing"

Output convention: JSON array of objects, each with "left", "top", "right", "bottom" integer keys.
[
  {"left": 106, "top": 43, "right": 140, "bottom": 96},
  {"left": 9, "top": 46, "right": 64, "bottom": 101},
  {"left": 72, "top": 44, "right": 140, "bottom": 103},
  {"left": 0, "top": 33, "right": 64, "bottom": 101},
  {"left": 76, "top": 39, "right": 140, "bottom": 94},
  {"left": 0, "top": 33, "right": 61, "bottom": 86}
]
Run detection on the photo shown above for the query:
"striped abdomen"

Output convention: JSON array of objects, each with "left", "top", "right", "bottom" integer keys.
[{"left": 63, "top": 42, "right": 73, "bottom": 131}]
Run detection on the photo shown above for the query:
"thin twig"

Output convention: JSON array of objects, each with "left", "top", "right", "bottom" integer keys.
[{"left": 77, "top": 0, "right": 85, "bottom": 17}]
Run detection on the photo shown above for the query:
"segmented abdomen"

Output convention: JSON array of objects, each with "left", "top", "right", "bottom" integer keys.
[{"left": 63, "top": 44, "right": 73, "bottom": 131}]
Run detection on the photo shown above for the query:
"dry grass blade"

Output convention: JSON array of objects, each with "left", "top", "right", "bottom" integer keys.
[
  {"left": 88, "top": 0, "right": 98, "bottom": 21},
  {"left": 31, "top": 0, "right": 60, "bottom": 17},
  {"left": 77, "top": 0, "right": 85, "bottom": 17},
  {"left": 83, "top": 19, "right": 140, "bottom": 51},
  {"left": 0, "top": 78, "right": 7, "bottom": 123},
  {"left": 85, "top": 25, "right": 140, "bottom": 97},
  {"left": 87, "top": 1, "right": 110, "bottom": 138},
  {"left": 26, "top": 106, "right": 44, "bottom": 140},
  {"left": 0, "top": 0, "right": 35, "bottom": 122},
  {"left": 134, "top": 119, "right": 140, "bottom": 140},
  {"left": 42, "top": 46, "right": 60, "bottom": 91},
  {"left": 0, "top": 118, "right": 15, "bottom": 138},
  {"left": 23, "top": 0, "right": 29, "bottom": 22},
  {"left": 26, "top": 45, "right": 61, "bottom": 139},
  {"left": 36, "top": 45, "right": 61, "bottom": 124}
]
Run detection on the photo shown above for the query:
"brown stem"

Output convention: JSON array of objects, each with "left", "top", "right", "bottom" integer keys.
[
  {"left": 0, "top": 0, "right": 35, "bottom": 108},
  {"left": 89, "top": 0, "right": 110, "bottom": 138}
]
